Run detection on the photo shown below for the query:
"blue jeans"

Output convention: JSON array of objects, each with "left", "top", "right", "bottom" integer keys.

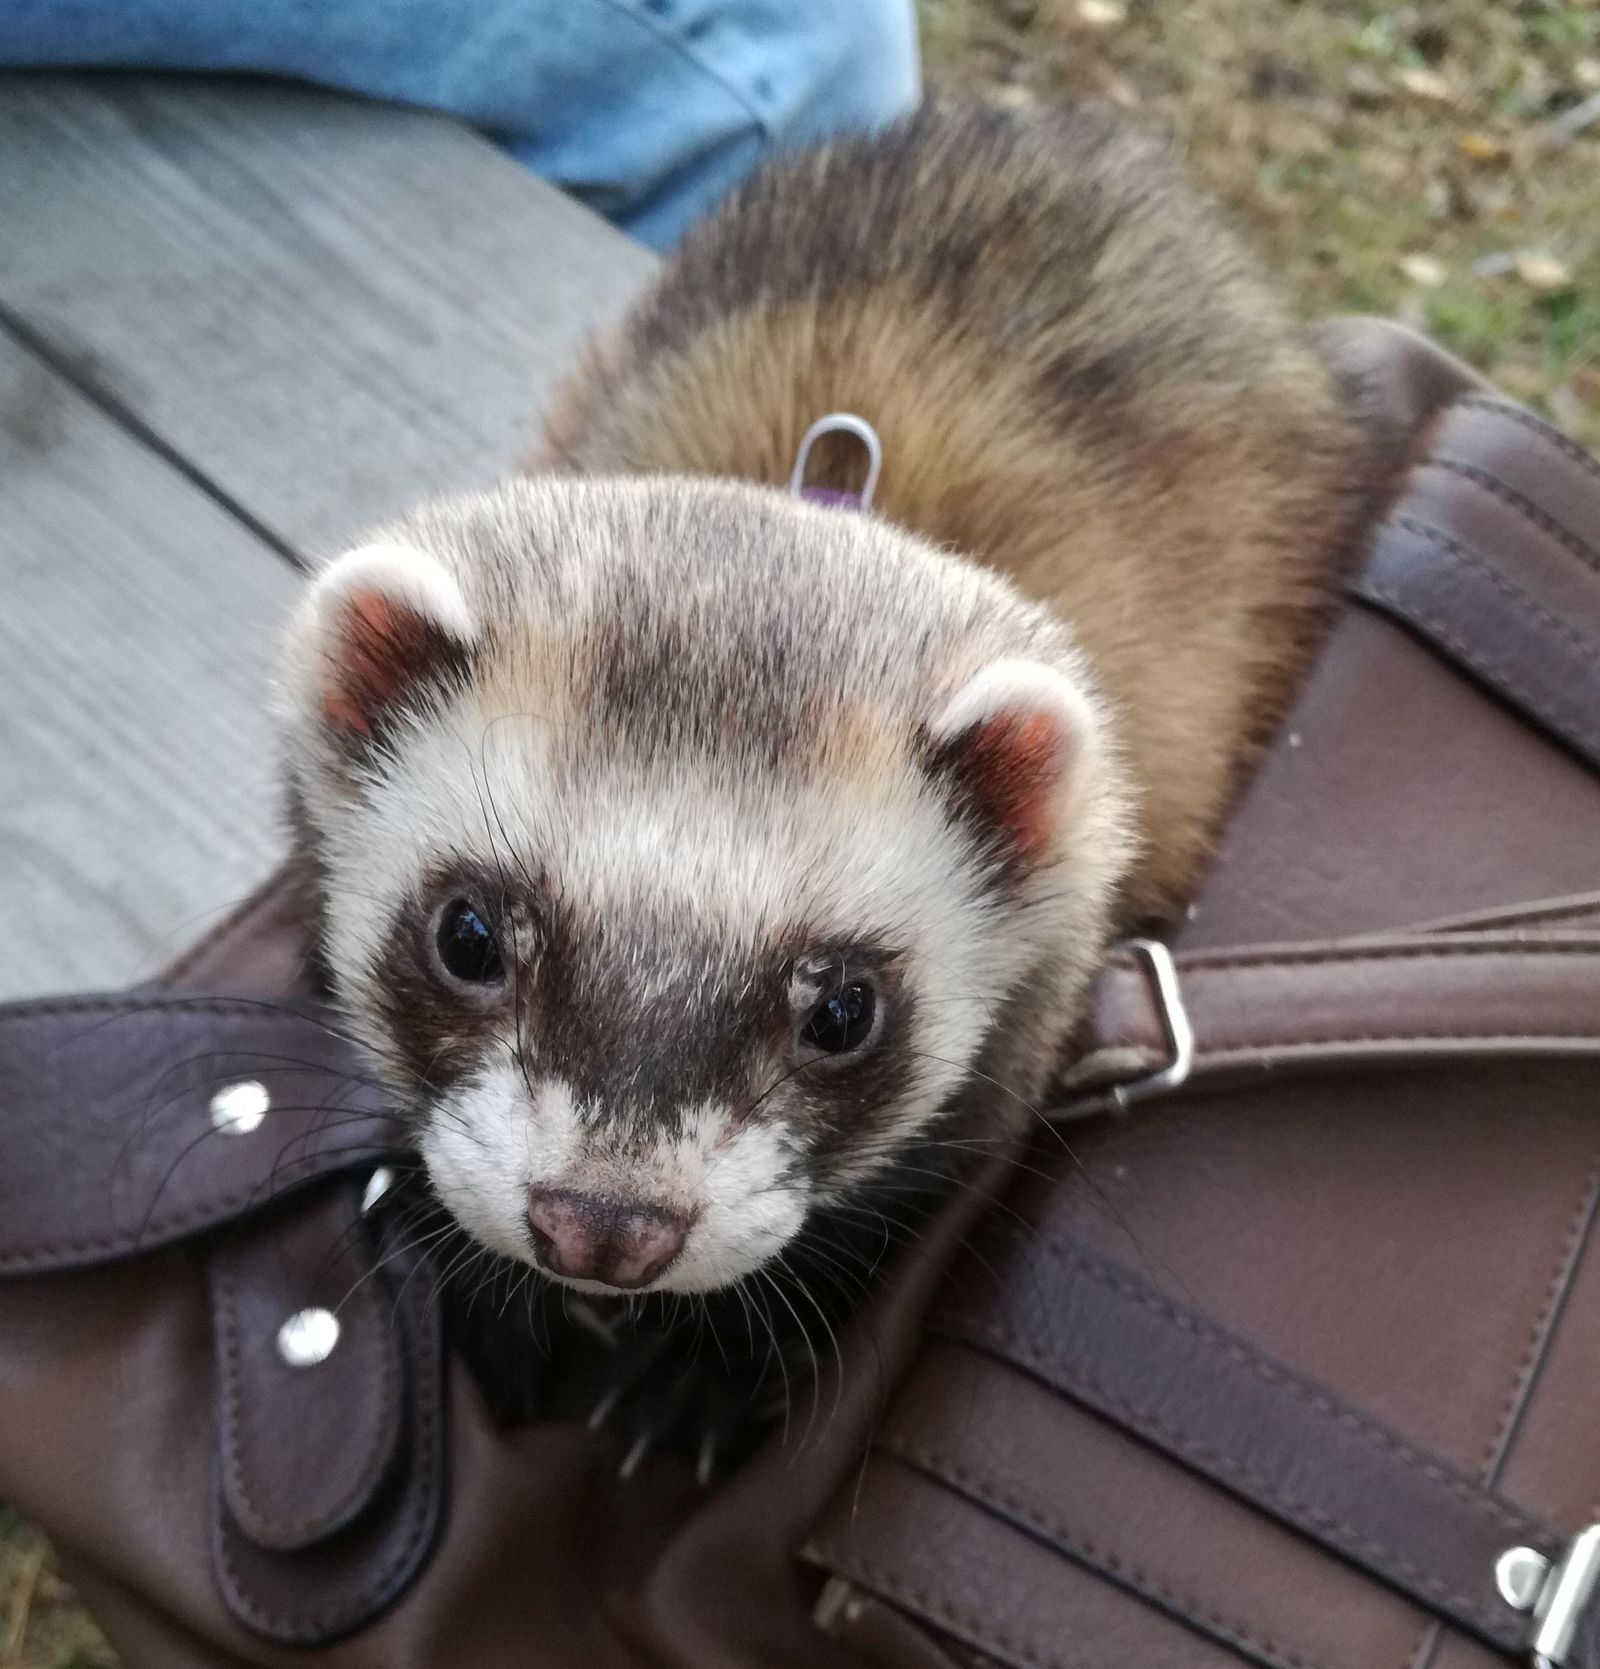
[{"left": 0, "top": 0, "right": 920, "bottom": 247}]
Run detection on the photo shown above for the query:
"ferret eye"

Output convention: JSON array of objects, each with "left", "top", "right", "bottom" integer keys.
[
  {"left": 801, "top": 981, "right": 877, "bottom": 1055},
  {"left": 434, "top": 899, "right": 504, "bottom": 985}
]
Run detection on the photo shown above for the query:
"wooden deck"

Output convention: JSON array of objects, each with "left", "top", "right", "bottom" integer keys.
[{"left": 0, "top": 75, "right": 656, "bottom": 1000}]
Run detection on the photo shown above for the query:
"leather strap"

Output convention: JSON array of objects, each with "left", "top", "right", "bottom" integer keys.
[
  {"left": 1058, "top": 931, "right": 1600, "bottom": 1107},
  {"left": 1353, "top": 394, "right": 1600, "bottom": 772},
  {"left": 932, "top": 1231, "right": 1574, "bottom": 1665},
  {"left": 5, "top": 937, "right": 1594, "bottom": 1267},
  {"left": 0, "top": 992, "right": 402, "bottom": 1273}
]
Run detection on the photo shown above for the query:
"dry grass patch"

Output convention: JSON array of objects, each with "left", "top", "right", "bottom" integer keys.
[{"left": 919, "top": 0, "right": 1600, "bottom": 448}]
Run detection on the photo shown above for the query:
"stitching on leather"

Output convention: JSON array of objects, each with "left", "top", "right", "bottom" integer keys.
[
  {"left": 1090, "top": 941, "right": 1600, "bottom": 1062},
  {"left": 1003, "top": 1237, "right": 1548, "bottom": 1544},
  {"left": 214, "top": 1220, "right": 402, "bottom": 1547},
  {"left": 1078, "top": 1032, "right": 1600, "bottom": 1072},
  {"left": 0, "top": 1138, "right": 395, "bottom": 1273},
  {"left": 1389, "top": 511, "right": 1600, "bottom": 664},
  {"left": 1061, "top": 1032, "right": 1600, "bottom": 1102},
  {"left": 881, "top": 1440, "right": 1333, "bottom": 1669},
  {"left": 1418, "top": 897, "right": 1600, "bottom": 933},
  {"left": 217, "top": 1266, "right": 251, "bottom": 1539},
  {"left": 1361, "top": 567, "right": 1600, "bottom": 759},
  {"left": 0, "top": 999, "right": 394, "bottom": 1269},
  {"left": 1205, "top": 1031, "right": 1596, "bottom": 1055},
  {"left": 1124, "top": 940, "right": 1600, "bottom": 974},
  {"left": 935, "top": 1249, "right": 1547, "bottom": 1634},
  {"left": 939, "top": 1312, "right": 1517, "bottom": 1636},
  {"left": 1454, "top": 397, "right": 1600, "bottom": 491},
  {"left": 1360, "top": 513, "right": 1600, "bottom": 757},
  {"left": 802, "top": 1547, "right": 1065, "bottom": 1669},
  {"left": 0, "top": 995, "right": 318, "bottom": 1025},
  {"left": 1475, "top": 1148, "right": 1600, "bottom": 1477},
  {"left": 1426, "top": 457, "right": 1600, "bottom": 575},
  {"left": 212, "top": 1266, "right": 442, "bottom": 1640}
]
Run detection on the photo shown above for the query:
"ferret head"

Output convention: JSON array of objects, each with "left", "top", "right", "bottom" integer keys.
[{"left": 281, "top": 476, "right": 1133, "bottom": 1296}]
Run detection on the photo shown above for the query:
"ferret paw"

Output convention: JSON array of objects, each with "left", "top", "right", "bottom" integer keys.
[{"left": 582, "top": 1315, "right": 786, "bottom": 1484}]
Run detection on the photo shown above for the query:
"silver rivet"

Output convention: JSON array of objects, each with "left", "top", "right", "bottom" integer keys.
[
  {"left": 209, "top": 1079, "right": 269, "bottom": 1134},
  {"left": 276, "top": 1307, "right": 340, "bottom": 1367},
  {"left": 360, "top": 1166, "right": 396, "bottom": 1214},
  {"left": 1497, "top": 1545, "right": 1551, "bottom": 1611}
]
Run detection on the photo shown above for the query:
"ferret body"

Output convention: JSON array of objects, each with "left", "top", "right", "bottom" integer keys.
[
  {"left": 538, "top": 104, "right": 1365, "bottom": 921},
  {"left": 281, "top": 104, "right": 1365, "bottom": 1454}
]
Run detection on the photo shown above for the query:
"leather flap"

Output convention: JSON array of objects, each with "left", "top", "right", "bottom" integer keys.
[
  {"left": 0, "top": 994, "right": 403, "bottom": 1274},
  {"left": 212, "top": 1183, "right": 406, "bottom": 1553},
  {"left": 207, "top": 1186, "right": 449, "bottom": 1646}
]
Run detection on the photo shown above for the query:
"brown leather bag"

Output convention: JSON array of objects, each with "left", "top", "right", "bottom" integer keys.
[{"left": 4, "top": 318, "right": 1600, "bottom": 1669}]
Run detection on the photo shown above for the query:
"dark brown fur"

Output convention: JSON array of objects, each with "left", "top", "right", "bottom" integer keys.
[{"left": 537, "top": 101, "right": 1369, "bottom": 922}]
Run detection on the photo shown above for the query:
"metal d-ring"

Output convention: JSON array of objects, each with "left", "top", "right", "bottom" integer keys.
[{"left": 788, "top": 412, "right": 884, "bottom": 511}]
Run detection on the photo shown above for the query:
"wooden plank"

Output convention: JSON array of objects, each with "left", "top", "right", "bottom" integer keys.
[
  {"left": 0, "top": 331, "right": 294, "bottom": 999},
  {"left": 0, "top": 75, "right": 657, "bottom": 556}
]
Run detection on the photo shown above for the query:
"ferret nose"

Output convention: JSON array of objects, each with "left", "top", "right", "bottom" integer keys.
[{"left": 525, "top": 1186, "right": 688, "bottom": 1290}]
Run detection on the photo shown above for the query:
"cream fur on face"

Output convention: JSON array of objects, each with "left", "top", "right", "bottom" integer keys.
[
  {"left": 421, "top": 1066, "right": 810, "bottom": 1294},
  {"left": 280, "top": 476, "right": 1136, "bottom": 1294}
]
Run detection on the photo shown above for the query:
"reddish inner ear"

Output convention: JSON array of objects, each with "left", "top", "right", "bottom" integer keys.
[
  {"left": 937, "top": 708, "right": 1065, "bottom": 867},
  {"left": 322, "top": 590, "right": 465, "bottom": 736}
]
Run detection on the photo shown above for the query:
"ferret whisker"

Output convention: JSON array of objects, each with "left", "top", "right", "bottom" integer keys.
[
  {"left": 119, "top": 1048, "right": 383, "bottom": 1154},
  {"left": 747, "top": 1278, "right": 792, "bottom": 1442},
  {"left": 754, "top": 1268, "right": 823, "bottom": 1453},
  {"left": 898, "top": 1047, "right": 1162, "bottom": 1262},
  {"left": 332, "top": 1217, "right": 461, "bottom": 1313},
  {"left": 772, "top": 1260, "right": 847, "bottom": 1432},
  {"left": 107, "top": 992, "right": 371, "bottom": 1054}
]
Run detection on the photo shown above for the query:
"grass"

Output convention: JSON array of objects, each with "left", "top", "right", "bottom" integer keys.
[
  {"left": 917, "top": 0, "right": 1600, "bottom": 448},
  {"left": 1, "top": 1508, "right": 112, "bottom": 1669},
  {"left": 4, "top": 5, "right": 1596, "bottom": 1662}
]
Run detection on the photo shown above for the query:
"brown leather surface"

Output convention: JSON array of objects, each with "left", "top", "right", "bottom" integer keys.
[
  {"left": 1183, "top": 606, "right": 1600, "bottom": 949},
  {"left": 1355, "top": 411, "right": 1600, "bottom": 771},
  {"left": 871, "top": 1342, "right": 1427, "bottom": 1669},
  {"left": 928, "top": 1233, "right": 1559, "bottom": 1655},
  {"left": 811, "top": 1458, "right": 1250, "bottom": 1669},
  {"left": 3, "top": 317, "right": 1599, "bottom": 1668}
]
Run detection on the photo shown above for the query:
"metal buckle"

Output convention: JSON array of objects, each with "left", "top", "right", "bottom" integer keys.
[
  {"left": 1108, "top": 938, "right": 1195, "bottom": 1112},
  {"left": 1497, "top": 1527, "right": 1600, "bottom": 1667}
]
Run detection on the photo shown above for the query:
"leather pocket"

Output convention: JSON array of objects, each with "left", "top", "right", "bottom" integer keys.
[
  {"left": 803, "top": 1333, "right": 1368, "bottom": 1669},
  {"left": 802, "top": 1055, "right": 1600, "bottom": 1669}
]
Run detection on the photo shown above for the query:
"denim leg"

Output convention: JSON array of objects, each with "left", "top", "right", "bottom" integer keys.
[{"left": 0, "top": 0, "right": 920, "bottom": 245}]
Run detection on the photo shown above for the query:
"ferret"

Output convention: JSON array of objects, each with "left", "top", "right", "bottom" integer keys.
[{"left": 280, "top": 103, "right": 1366, "bottom": 1463}]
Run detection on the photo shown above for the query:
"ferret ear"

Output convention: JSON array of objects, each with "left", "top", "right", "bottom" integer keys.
[
  {"left": 293, "top": 542, "right": 476, "bottom": 740},
  {"left": 924, "top": 658, "right": 1102, "bottom": 873}
]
